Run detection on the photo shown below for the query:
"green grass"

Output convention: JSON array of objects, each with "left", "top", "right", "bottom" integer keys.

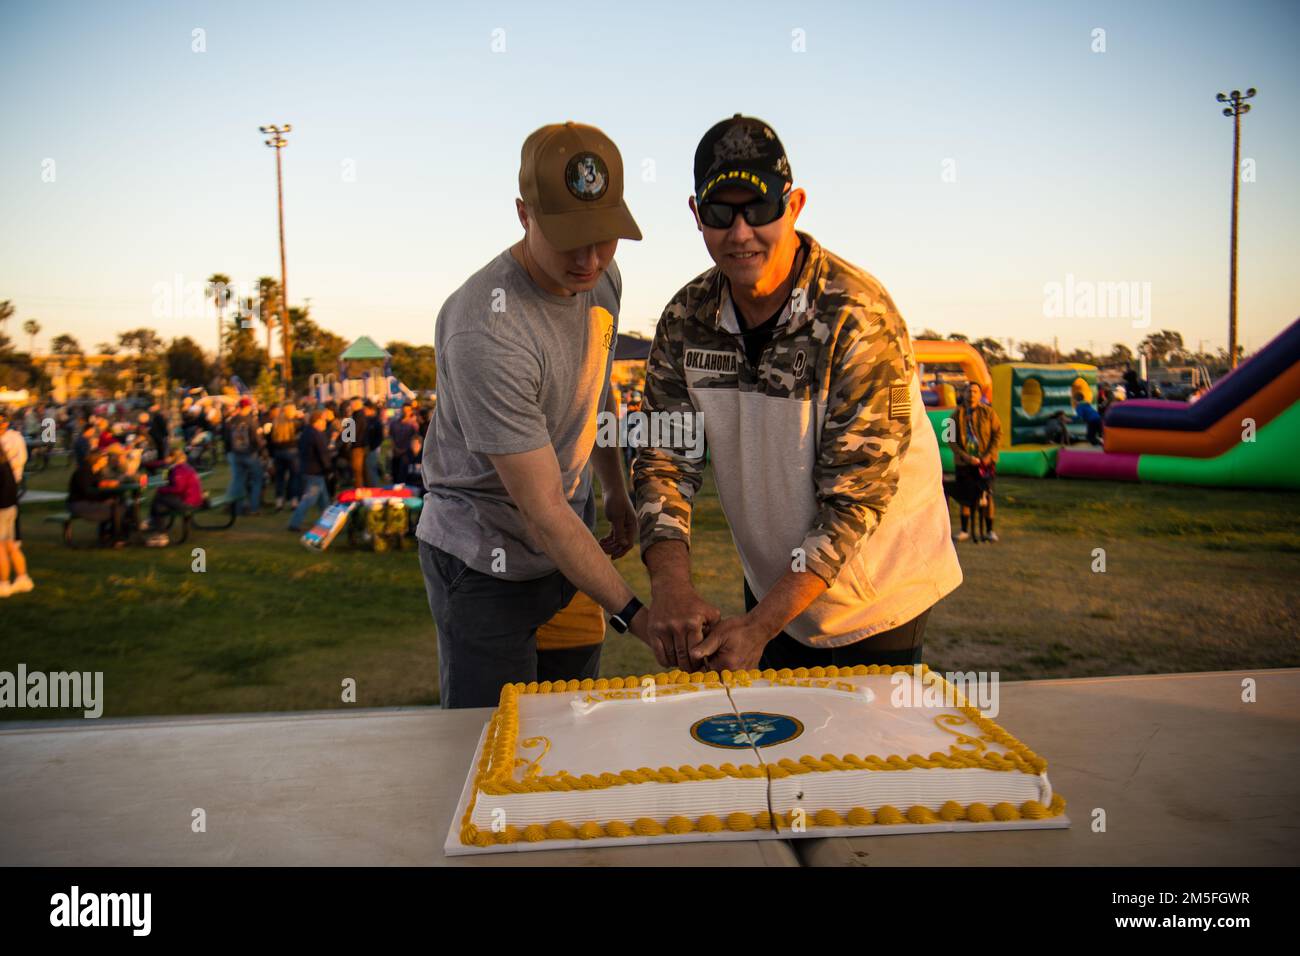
[{"left": 3, "top": 455, "right": 1298, "bottom": 720}]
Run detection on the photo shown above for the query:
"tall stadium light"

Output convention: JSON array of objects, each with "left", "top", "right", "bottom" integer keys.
[
  {"left": 1217, "top": 88, "right": 1256, "bottom": 370},
  {"left": 259, "top": 123, "right": 293, "bottom": 385}
]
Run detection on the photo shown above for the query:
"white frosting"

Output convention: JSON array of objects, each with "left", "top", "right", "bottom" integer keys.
[{"left": 469, "top": 673, "right": 1051, "bottom": 832}]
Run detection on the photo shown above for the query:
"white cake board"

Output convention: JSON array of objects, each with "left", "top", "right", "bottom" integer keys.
[{"left": 442, "top": 723, "right": 1071, "bottom": 857}]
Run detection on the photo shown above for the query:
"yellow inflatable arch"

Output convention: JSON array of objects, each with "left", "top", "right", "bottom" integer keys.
[{"left": 913, "top": 340, "right": 993, "bottom": 407}]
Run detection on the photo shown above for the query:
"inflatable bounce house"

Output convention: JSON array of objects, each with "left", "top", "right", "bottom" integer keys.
[
  {"left": 309, "top": 336, "right": 417, "bottom": 408},
  {"left": 917, "top": 340, "right": 1097, "bottom": 478},
  {"left": 1056, "top": 316, "right": 1300, "bottom": 490}
]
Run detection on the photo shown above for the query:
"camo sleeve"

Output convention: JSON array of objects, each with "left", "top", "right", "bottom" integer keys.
[
  {"left": 799, "top": 304, "right": 914, "bottom": 587},
  {"left": 633, "top": 308, "right": 705, "bottom": 555}
]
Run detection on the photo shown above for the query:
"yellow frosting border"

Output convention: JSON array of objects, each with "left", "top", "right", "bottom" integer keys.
[
  {"left": 480, "top": 664, "right": 1047, "bottom": 795},
  {"left": 459, "top": 795, "right": 1068, "bottom": 848},
  {"left": 459, "top": 664, "right": 1066, "bottom": 846}
]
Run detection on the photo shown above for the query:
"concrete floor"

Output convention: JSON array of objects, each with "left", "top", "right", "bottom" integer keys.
[{"left": 1, "top": 669, "right": 1295, "bottom": 866}]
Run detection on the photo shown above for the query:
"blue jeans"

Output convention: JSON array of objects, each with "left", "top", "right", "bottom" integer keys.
[
  {"left": 418, "top": 540, "right": 599, "bottom": 709},
  {"left": 229, "top": 452, "right": 264, "bottom": 514},
  {"left": 288, "top": 475, "right": 330, "bottom": 530},
  {"left": 364, "top": 449, "right": 381, "bottom": 487}
]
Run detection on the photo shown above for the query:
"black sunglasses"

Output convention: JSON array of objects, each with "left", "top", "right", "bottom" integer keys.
[{"left": 697, "top": 190, "right": 789, "bottom": 230}]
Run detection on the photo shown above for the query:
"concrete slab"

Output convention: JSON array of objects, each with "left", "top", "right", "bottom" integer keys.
[
  {"left": 796, "top": 669, "right": 1300, "bottom": 866},
  {"left": 5, "top": 669, "right": 1293, "bottom": 866},
  {"left": 0, "top": 707, "right": 800, "bottom": 867}
]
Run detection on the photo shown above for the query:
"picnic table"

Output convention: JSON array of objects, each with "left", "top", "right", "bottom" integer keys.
[
  {"left": 0, "top": 669, "right": 1294, "bottom": 866},
  {"left": 39, "top": 470, "right": 229, "bottom": 546}
]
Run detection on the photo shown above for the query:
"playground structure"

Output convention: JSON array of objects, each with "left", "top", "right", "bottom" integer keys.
[
  {"left": 308, "top": 336, "right": 417, "bottom": 408},
  {"left": 919, "top": 339, "right": 991, "bottom": 408},
  {"left": 1056, "top": 316, "right": 1300, "bottom": 490},
  {"left": 916, "top": 340, "right": 1097, "bottom": 478},
  {"left": 915, "top": 318, "right": 1300, "bottom": 491}
]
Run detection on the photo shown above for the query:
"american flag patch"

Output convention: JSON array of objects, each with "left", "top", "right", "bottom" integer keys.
[{"left": 889, "top": 385, "right": 911, "bottom": 420}]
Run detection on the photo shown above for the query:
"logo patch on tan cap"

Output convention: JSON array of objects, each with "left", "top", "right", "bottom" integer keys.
[
  {"left": 565, "top": 152, "right": 609, "bottom": 201},
  {"left": 889, "top": 385, "right": 911, "bottom": 420}
]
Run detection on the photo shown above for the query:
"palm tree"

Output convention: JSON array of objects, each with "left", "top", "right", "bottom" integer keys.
[
  {"left": 51, "top": 334, "right": 82, "bottom": 357},
  {"left": 257, "top": 276, "right": 281, "bottom": 366},
  {"left": 23, "top": 319, "right": 41, "bottom": 354},
  {"left": 207, "top": 273, "right": 232, "bottom": 378},
  {"left": 0, "top": 300, "right": 14, "bottom": 346},
  {"left": 49, "top": 334, "right": 83, "bottom": 399}
]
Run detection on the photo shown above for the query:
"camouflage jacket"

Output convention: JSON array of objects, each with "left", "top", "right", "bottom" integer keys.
[{"left": 633, "top": 232, "right": 961, "bottom": 646}]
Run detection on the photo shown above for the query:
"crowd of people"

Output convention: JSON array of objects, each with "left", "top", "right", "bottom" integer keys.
[
  {"left": 0, "top": 391, "right": 435, "bottom": 590},
  {"left": 195, "top": 394, "right": 431, "bottom": 531},
  {"left": 0, "top": 334, "right": 1205, "bottom": 606}
]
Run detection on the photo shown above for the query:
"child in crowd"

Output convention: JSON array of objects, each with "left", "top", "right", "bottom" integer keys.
[{"left": 143, "top": 449, "right": 205, "bottom": 547}]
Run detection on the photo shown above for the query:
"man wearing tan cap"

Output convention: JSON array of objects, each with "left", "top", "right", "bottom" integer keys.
[{"left": 416, "top": 121, "right": 665, "bottom": 708}]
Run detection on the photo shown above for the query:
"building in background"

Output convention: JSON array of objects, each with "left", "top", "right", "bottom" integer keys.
[{"left": 612, "top": 332, "right": 650, "bottom": 399}]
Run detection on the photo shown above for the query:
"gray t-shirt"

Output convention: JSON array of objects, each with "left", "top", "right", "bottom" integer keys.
[{"left": 416, "top": 248, "right": 621, "bottom": 580}]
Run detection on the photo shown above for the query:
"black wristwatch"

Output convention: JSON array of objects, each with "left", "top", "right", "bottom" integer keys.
[{"left": 609, "top": 596, "right": 644, "bottom": 634}]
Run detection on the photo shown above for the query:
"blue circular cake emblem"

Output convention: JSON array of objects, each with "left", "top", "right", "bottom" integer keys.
[{"left": 690, "top": 712, "right": 803, "bottom": 750}]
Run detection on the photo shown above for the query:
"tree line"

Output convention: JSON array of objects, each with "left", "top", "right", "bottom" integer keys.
[
  {"left": 3, "top": 287, "right": 1242, "bottom": 399},
  {"left": 0, "top": 291, "right": 436, "bottom": 398},
  {"left": 914, "top": 329, "right": 1242, "bottom": 375}
]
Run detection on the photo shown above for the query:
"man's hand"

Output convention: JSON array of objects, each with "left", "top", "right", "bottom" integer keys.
[
  {"left": 599, "top": 491, "right": 637, "bottom": 560},
  {"left": 626, "top": 607, "right": 674, "bottom": 669},
  {"left": 691, "top": 613, "right": 769, "bottom": 672},
  {"left": 647, "top": 578, "right": 721, "bottom": 669}
]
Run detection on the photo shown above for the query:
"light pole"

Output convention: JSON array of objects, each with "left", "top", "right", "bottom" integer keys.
[
  {"left": 1216, "top": 88, "right": 1255, "bottom": 370},
  {"left": 259, "top": 123, "right": 293, "bottom": 386}
]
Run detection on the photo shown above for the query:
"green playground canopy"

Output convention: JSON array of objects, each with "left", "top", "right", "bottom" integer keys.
[{"left": 340, "top": 336, "right": 389, "bottom": 361}]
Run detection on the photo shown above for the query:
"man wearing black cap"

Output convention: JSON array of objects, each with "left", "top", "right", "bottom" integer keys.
[
  {"left": 634, "top": 114, "right": 962, "bottom": 671},
  {"left": 416, "top": 122, "right": 664, "bottom": 708}
]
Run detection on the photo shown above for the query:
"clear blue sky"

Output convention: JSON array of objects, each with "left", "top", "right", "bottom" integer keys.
[{"left": 2, "top": 0, "right": 1297, "bottom": 358}]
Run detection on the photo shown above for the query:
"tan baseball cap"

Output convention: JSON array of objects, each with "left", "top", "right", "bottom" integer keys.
[{"left": 519, "top": 122, "right": 642, "bottom": 251}]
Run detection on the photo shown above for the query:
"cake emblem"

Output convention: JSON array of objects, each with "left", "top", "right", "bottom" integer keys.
[{"left": 690, "top": 712, "right": 804, "bottom": 749}]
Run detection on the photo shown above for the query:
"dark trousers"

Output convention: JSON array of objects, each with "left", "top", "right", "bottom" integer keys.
[
  {"left": 70, "top": 499, "right": 122, "bottom": 542},
  {"left": 391, "top": 450, "right": 413, "bottom": 483},
  {"left": 745, "top": 580, "right": 930, "bottom": 669},
  {"left": 419, "top": 540, "right": 601, "bottom": 709},
  {"left": 271, "top": 448, "right": 299, "bottom": 500},
  {"left": 150, "top": 493, "right": 187, "bottom": 521}
]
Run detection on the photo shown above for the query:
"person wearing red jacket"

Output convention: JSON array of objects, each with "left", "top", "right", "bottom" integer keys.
[{"left": 145, "top": 450, "right": 204, "bottom": 542}]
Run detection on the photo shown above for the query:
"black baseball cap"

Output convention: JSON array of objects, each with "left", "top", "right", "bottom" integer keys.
[{"left": 694, "top": 114, "right": 793, "bottom": 202}]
